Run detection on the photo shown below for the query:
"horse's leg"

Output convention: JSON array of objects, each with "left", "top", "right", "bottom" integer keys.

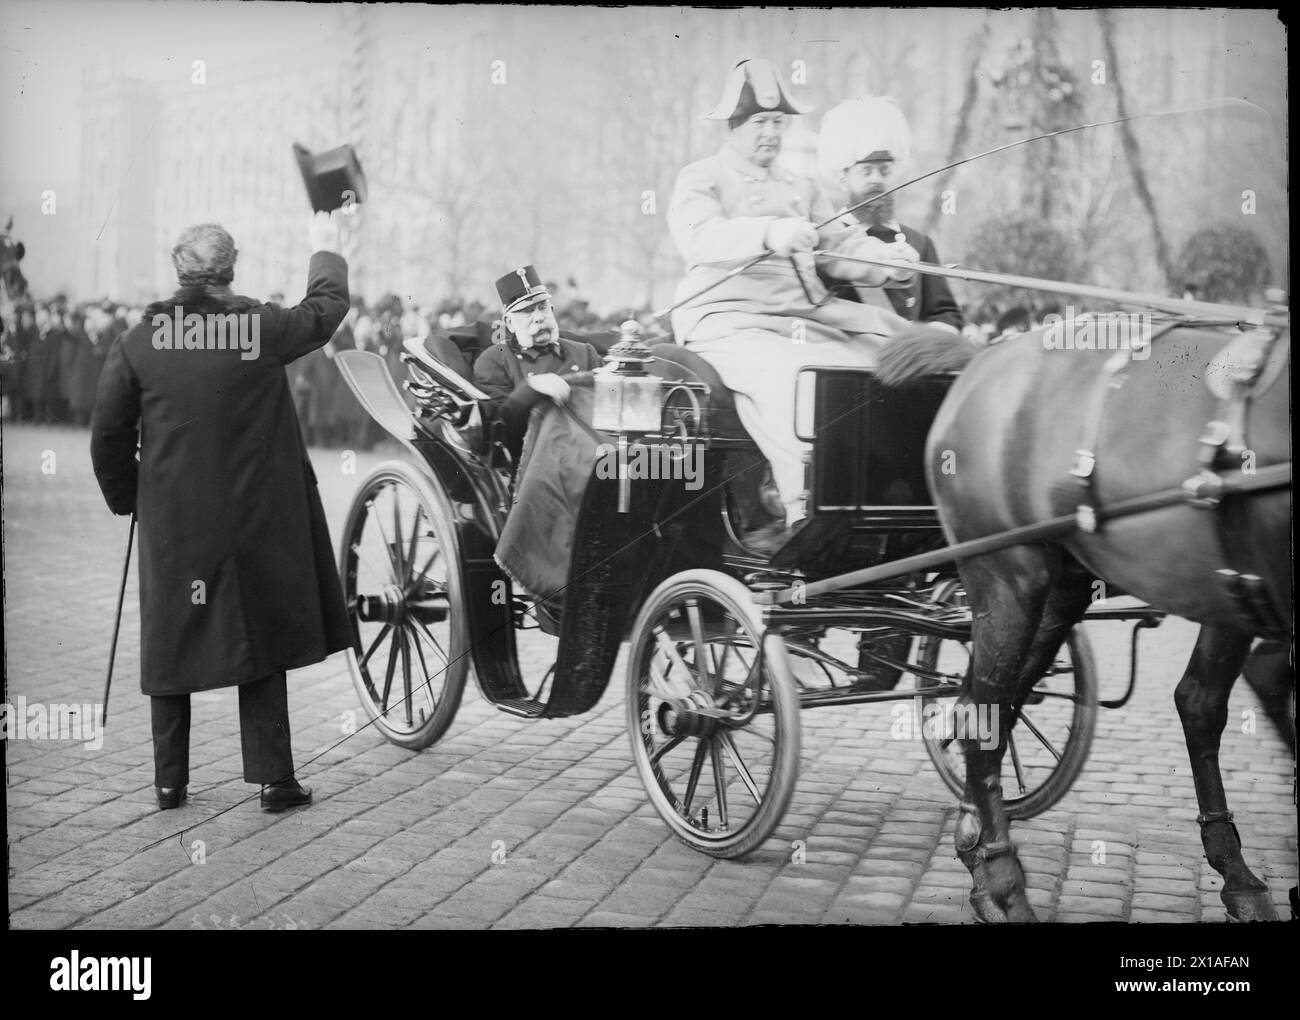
[
  {"left": 1010, "top": 558, "right": 1094, "bottom": 711},
  {"left": 1174, "top": 624, "right": 1278, "bottom": 922},
  {"left": 954, "top": 545, "right": 1053, "bottom": 924}
]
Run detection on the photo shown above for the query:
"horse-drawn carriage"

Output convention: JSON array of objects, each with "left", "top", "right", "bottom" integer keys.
[{"left": 332, "top": 319, "right": 1169, "bottom": 860}]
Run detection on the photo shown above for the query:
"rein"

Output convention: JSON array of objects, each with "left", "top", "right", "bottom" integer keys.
[{"left": 756, "top": 461, "right": 1291, "bottom": 607}]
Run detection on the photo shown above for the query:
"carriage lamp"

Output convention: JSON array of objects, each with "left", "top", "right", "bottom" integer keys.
[
  {"left": 593, "top": 320, "right": 662, "bottom": 432},
  {"left": 593, "top": 320, "right": 666, "bottom": 512}
]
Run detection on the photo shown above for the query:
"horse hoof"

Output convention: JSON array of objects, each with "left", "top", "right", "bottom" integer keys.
[{"left": 1221, "top": 888, "right": 1279, "bottom": 922}]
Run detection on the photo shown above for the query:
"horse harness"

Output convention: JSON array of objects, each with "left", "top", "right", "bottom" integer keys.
[{"left": 1065, "top": 318, "right": 1291, "bottom": 637}]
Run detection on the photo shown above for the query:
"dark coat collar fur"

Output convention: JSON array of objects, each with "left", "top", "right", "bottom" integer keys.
[{"left": 144, "top": 285, "right": 262, "bottom": 319}]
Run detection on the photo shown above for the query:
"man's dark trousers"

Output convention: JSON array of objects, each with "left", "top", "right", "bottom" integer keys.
[{"left": 150, "top": 671, "right": 294, "bottom": 787}]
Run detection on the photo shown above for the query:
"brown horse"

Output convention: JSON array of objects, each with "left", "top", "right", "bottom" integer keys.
[{"left": 878, "top": 315, "right": 1291, "bottom": 922}]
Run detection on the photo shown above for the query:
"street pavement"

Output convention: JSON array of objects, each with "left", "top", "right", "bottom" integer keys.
[{"left": 4, "top": 421, "right": 1295, "bottom": 929}]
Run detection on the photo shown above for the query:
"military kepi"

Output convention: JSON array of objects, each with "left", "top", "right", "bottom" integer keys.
[
  {"left": 495, "top": 265, "right": 549, "bottom": 314},
  {"left": 702, "top": 58, "right": 812, "bottom": 123},
  {"left": 293, "top": 142, "right": 368, "bottom": 213}
]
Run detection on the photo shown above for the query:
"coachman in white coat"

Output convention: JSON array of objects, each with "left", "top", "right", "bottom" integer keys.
[{"left": 668, "top": 58, "right": 922, "bottom": 550}]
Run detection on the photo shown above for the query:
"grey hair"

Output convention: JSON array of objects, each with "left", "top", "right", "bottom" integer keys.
[{"left": 171, "top": 223, "right": 238, "bottom": 287}]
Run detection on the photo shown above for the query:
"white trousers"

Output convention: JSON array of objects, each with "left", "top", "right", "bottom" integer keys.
[{"left": 685, "top": 328, "right": 884, "bottom": 524}]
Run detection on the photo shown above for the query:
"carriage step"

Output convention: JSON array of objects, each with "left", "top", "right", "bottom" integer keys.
[{"left": 496, "top": 698, "right": 548, "bottom": 719}]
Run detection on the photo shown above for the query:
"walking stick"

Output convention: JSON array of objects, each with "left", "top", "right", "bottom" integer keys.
[{"left": 102, "top": 513, "right": 136, "bottom": 727}]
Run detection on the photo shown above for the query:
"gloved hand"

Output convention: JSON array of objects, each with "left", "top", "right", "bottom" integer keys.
[
  {"left": 879, "top": 234, "right": 920, "bottom": 284},
  {"left": 527, "top": 373, "right": 571, "bottom": 404},
  {"left": 765, "top": 218, "right": 819, "bottom": 257},
  {"left": 307, "top": 211, "right": 341, "bottom": 254}
]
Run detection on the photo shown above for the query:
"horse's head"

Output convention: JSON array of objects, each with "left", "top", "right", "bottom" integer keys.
[{"left": 1, "top": 227, "right": 30, "bottom": 305}]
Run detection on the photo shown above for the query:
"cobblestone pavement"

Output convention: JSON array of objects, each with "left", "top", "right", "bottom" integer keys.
[{"left": 4, "top": 422, "right": 1295, "bottom": 929}]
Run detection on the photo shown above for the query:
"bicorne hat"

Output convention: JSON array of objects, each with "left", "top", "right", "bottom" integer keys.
[
  {"left": 293, "top": 142, "right": 369, "bottom": 213},
  {"left": 495, "top": 265, "right": 550, "bottom": 314},
  {"left": 702, "top": 58, "right": 812, "bottom": 124}
]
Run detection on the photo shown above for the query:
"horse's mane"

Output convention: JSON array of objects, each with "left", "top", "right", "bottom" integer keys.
[{"left": 875, "top": 326, "right": 979, "bottom": 387}]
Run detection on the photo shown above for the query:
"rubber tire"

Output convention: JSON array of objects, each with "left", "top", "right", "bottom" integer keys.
[
  {"left": 339, "top": 460, "right": 469, "bottom": 750},
  {"left": 626, "top": 569, "right": 800, "bottom": 859},
  {"left": 916, "top": 582, "right": 1098, "bottom": 819}
]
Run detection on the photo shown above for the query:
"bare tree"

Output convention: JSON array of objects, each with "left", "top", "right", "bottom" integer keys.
[
  {"left": 922, "top": 14, "right": 991, "bottom": 235},
  {"left": 1098, "top": 9, "right": 1174, "bottom": 286}
]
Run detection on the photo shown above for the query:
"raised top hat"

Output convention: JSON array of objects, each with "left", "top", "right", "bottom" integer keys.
[
  {"left": 495, "top": 265, "right": 550, "bottom": 314},
  {"left": 817, "top": 96, "right": 913, "bottom": 179},
  {"left": 293, "top": 142, "right": 368, "bottom": 213},
  {"left": 702, "top": 58, "right": 812, "bottom": 122}
]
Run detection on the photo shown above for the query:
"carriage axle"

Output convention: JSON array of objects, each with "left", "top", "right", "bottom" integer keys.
[{"left": 355, "top": 586, "right": 450, "bottom": 624}]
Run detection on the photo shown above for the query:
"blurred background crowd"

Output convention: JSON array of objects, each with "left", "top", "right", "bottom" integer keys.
[
  {"left": 0, "top": 209, "right": 1277, "bottom": 444},
  {"left": 0, "top": 282, "right": 651, "bottom": 446}
]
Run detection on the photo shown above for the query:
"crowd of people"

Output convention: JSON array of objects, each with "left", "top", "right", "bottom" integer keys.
[
  {"left": 0, "top": 284, "right": 646, "bottom": 443},
  {"left": 0, "top": 300, "right": 129, "bottom": 426},
  {"left": 0, "top": 283, "right": 1053, "bottom": 439}
]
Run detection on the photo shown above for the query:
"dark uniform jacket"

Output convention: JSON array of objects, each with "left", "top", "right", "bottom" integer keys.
[
  {"left": 823, "top": 220, "right": 964, "bottom": 331},
  {"left": 472, "top": 333, "right": 603, "bottom": 462},
  {"left": 89, "top": 252, "right": 353, "bottom": 695}
]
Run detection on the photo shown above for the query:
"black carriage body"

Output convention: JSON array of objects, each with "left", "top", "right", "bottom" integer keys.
[{"left": 799, "top": 368, "right": 951, "bottom": 524}]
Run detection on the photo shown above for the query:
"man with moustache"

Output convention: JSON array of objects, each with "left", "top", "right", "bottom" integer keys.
[
  {"left": 472, "top": 265, "right": 603, "bottom": 466},
  {"left": 817, "top": 95, "right": 963, "bottom": 332},
  {"left": 668, "top": 58, "right": 921, "bottom": 553}
]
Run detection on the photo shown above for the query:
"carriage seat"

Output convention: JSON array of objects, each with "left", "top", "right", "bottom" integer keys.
[{"left": 647, "top": 343, "right": 749, "bottom": 442}]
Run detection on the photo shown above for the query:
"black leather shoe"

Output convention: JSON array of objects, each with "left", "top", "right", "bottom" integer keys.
[
  {"left": 261, "top": 779, "right": 312, "bottom": 813},
  {"left": 156, "top": 786, "right": 187, "bottom": 810}
]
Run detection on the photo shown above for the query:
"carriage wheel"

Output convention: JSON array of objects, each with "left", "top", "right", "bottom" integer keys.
[
  {"left": 339, "top": 460, "right": 469, "bottom": 750},
  {"left": 626, "top": 570, "right": 800, "bottom": 859},
  {"left": 914, "top": 581, "right": 1098, "bottom": 819}
]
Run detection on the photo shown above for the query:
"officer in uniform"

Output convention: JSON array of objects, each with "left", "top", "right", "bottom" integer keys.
[
  {"left": 668, "top": 58, "right": 921, "bottom": 551},
  {"left": 472, "top": 265, "right": 604, "bottom": 465},
  {"left": 818, "top": 95, "right": 963, "bottom": 332}
]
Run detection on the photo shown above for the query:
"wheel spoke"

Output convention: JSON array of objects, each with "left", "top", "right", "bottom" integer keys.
[
  {"left": 650, "top": 731, "right": 686, "bottom": 766},
  {"left": 381, "top": 630, "right": 399, "bottom": 714},
  {"left": 359, "top": 623, "right": 393, "bottom": 669},
  {"left": 686, "top": 599, "right": 712, "bottom": 694},
  {"left": 710, "top": 739, "right": 729, "bottom": 829},
  {"left": 719, "top": 731, "right": 762, "bottom": 805},
  {"left": 405, "top": 544, "right": 443, "bottom": 598},
  {"left": 369, "top": 492, "right": 404, "bottom": 586},
  {"left": 391, "top": 484, "right": 408, "bottom": 584},
  {"left": 1031, "top": 688, "right": 1079, "bottom": 702},
  {"left": 710, "top": 627, "right": 735, "bottom": 684},
  {"left": 1007, "top": 730, "right": 1028, "bottom": 796},
  {"left": 399, "top": 625, "right": 413, "bottom": 726},
  {"left": 653, "top": 627, "right": 698, "bottom": 697},
  {"left": 716, "top": 650, "right": 763, "bottom": 710},
  {"left": 403, "top": 504, "right": 425, "bottom": 588},
  {"left": 1015, "top": 710, "right": 1064, "bottom": 764},
  {"left": 682, "top": 740, "right": 708, "bottom": 815},
  {"left": 354, "top": 544, "right": 397, "bottom": 589},
  {"left": 410, "top": 616, "right": 449, "bottom": 668},
  {"left": 407, "top": 621, "right": 438, "bottom": 709}
]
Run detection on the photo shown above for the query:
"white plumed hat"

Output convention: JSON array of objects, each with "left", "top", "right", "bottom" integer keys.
[{"left": 818, "top": 95, "right": 912, "bottom": 180}]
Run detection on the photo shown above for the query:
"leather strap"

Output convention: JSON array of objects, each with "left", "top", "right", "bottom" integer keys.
[{"left": 1067, "top": 321, "right": 1181, "bottom": 532}]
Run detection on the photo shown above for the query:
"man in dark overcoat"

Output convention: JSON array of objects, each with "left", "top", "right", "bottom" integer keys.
[{"left": 90, "top": 213, "right": 352, "bottom": 812}]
